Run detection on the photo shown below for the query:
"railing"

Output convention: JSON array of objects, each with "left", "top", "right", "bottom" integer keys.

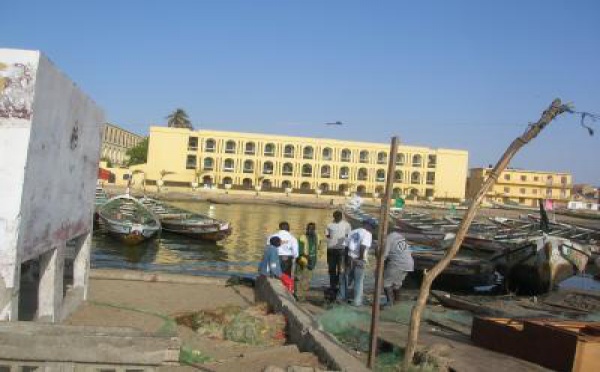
[{"left": 284, "top": 152, "right": 294, "bottom": 158}]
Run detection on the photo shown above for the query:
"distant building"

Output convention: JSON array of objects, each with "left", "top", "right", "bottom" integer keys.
[
  {"left": 467, "top": 167, "right": 572, "bottom": 207},
  {"left": 142, "top": 127, "right": 469, "bottom": 200},
  {"left": 569, "top": 184, "right": 599, "bottom": 211},
  {"left": 101, "top": 123, "right": 143, "bottom": 166}
]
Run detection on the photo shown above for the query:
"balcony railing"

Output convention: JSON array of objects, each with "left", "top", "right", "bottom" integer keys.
[
  {"left": 223, "top": 167, "right": 234, "bottom": 173},
  {"left": 205, "top": 147, "right": 215, "bottom": 153},
  {"left": 282, "top": 170, "right": 293, "bottom": 176},
  {"left": 321, "top": 173, "right": 331, "bottom": 178},
  {"left": 188, "top": 146, "right": 198, "bottom": 151},
  {"left": 243, "top": 168, "right": 253, "bottom": 173},
  {"left": 284, "top": 152, "right": 294, "bottom": 158}
]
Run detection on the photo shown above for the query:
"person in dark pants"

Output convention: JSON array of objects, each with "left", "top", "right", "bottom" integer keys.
[{"left": 325, "top": 211, "right": 351, "bottom": 295}]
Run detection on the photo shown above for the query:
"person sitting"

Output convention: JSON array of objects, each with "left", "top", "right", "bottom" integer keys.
[{"left": 258, "top": 236, "right": 283, "bottom": 278}]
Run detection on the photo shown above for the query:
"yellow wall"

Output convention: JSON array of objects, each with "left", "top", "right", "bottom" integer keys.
[
  {"left": 467, "top": 167, "right": 572, "bottom": 206},
  {"left": 143, "top": 127, "right": 469, "bottom": 200}
]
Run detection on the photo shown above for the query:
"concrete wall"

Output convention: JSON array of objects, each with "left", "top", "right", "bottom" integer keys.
[{"left": 0, "top": 49, "right": 104, "bottom": 320}]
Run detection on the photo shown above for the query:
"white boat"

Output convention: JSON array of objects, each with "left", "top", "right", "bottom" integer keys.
[{"left": 98, "top": 195, "right": 161, "bottom": 245}]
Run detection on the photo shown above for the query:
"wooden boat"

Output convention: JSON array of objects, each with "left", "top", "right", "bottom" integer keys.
[
  {"left": 490, "top": 200, "right": 539, "bottom": 212},
  {"left": 97, "top": 195, "right": 161, "bottom": 245},
  {"left": 140, "top": 197, "right": 231, "bottom": 241}
]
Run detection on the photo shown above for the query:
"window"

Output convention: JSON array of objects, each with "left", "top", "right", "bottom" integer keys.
[
  {"left": 411, "top": 171, "right": 421, "bottom": 184},
  {"left": 377, "top": 152, "right": 387, "bottom": 164},
  {"left": 561, "top": 176, "right": 568, "bottom": 185},
  {"left": 426, "top": 172, "right": 435, "bottom": 185},
  {"left": 376, "top": 169, "right": 385, "bottom": 182},
  {"left": 504, "top": 187, "right": 510, "bottom": 193},
  {"left": 264, "top": 143, "right": 275, "bottom": 156},
  {"left": 339, "top": 166, "right": 349, "bottom": 179},
  {"left": 263, "top": 161, "right": 274, "bottom": 175},
  {"left": 322, "top": 147, "right": 332, "bottom": 160},
  {"left": 504, "top": 174, "right": 511, "bottom": 181},
  {"left": 302, "top": 164, "right": 312, "bottom": 177},
  {"left": 532, "top": 189, "right": 538, "bottom": 194},
  {"left": 222, "top": 177, "right": 233, "bottom": 185},
  {"left": 396, "top": 153, "right": 405, "bottom": 166},
  {"left": 122, "top": 173, "right": 130, "bottom": 181},
  {"left": 245, "top": 142, "right": 256, "bottom": 155},
  {"left": 546, "top": 175, "right": 553, "bottom": 184},
  {"left": 341, "top": 149, "right": 351, "bottom": 162},
  {"left": 520, "top": 188, "right": 526, "bottom": 194},
  {"left": 203, "top": 157, "right": 214, "bottom": 170},
  {"left": 427, "top": 155, "right": 436, "bottom": 168},
  {"left": 321, "top": 165, "right": 331, "bottom": 178},
  {"left": 225, "top": 140, "right": 236, "bottom": 154},
  {"left": 412, "top": 154, "right": 422, "bottom": 167},
  {"left": 520, "top": 175, "right": 527, "bottom": 182},
  {"left": 282, "top": 163, "right": 293, "bottom": 176},
  {"left": 284, "top": 144, "right": 294, "bottom": 158},
  {"left": 534, "top": 176, "right": 539, "bottom": 182},
  {"left": 205, "top": 139, "right": 216, "bottom": 152},
  {"left": 519, "top": 198, "right": 525, "bottom": 204},
  {"left": 303, "top": 146, "right": 314, "bottom": 160},
  {"left": 546, "top": 188, "right": 552, "bottom": 197},
  {"left": 282, "top": 180, "right": 292, "bottom": 189},
  {"left": 359, "top": 150, "right": 369, "bottom": 163},
  {"left": 394, "top": 170, "right": 403, "bottom": 183},
  {"left": 223, "top": 158, "right": 234, "bottom": 172},
  {"left": 358, "top": 168, "right": 368, "bottom": 181},
  {"left": 560, "top": 189, "right": 567, "bottom": 198},
  {"left": 243, "top": 160, "right": 254, "bottom": 173},
  {"left": 186, "top": 155, "right": 197, "bottom": 169},
  {"left": 188, "top": 137, "right": 198, "bottom": 151}
]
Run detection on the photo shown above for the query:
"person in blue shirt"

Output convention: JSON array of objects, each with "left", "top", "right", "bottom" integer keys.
[{"left": 258, "top": 236, "right": 283, "bottom": 278}]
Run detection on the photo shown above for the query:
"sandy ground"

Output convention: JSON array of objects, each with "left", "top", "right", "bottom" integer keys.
[{"left": 65, "top": 270, "right": 323, "bottom": 371}]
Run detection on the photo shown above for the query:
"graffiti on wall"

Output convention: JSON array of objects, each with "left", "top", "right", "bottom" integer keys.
[{"left": 0, "top": 61, "right": 35, "bottom": 120}]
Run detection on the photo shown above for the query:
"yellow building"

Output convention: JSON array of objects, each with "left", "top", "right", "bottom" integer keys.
[
  {"left": 101, "top": 123, "right": 144, "bottom": 166},
  {"left": 144, "top": 127, "right": 469, "bottom": 200},
  {"left": 467, "top": 167, "right": 572, "bottom": 207}
]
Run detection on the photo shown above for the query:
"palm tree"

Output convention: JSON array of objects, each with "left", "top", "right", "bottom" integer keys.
[{"left": 166, "top": 108, "right": 193, "bottom": 130}]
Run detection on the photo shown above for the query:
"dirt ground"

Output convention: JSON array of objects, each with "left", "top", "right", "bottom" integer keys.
[{"left": 65, "top": 270, "right": 323, "bottom": 371}]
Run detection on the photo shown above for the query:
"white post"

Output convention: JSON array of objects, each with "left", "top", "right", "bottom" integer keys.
[
  {"left": 73, "top": 232, "right": 92, "bottom": 300},
  {"left": 38, "top": 244, "right": 65, "bottom": 322}
]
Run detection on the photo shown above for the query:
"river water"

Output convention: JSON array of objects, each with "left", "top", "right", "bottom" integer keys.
[{"left": 92, "top": 201, "right": 334, "bottom": 283}]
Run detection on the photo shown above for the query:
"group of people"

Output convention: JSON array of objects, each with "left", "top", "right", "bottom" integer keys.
[{"left": 258, "top": 210, "right": 414, "bottom": 307}]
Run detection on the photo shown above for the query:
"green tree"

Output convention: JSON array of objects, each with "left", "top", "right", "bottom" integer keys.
[
  {"left": 166, "top": 108, "right": 193, "bottom": 129},
  {"left": 126, "top": 137, "right": 149, "bottom": 166}
]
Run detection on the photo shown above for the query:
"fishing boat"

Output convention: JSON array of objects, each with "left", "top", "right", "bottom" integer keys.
[
  {"left": 97, "top": 195, "right": 161, "bottom": 245},
  {"left": 490, "top": 200, "right": 539, "bottom": 212},
  {"left": 139, "top": 197, "right": 231, "bottom": 241}
]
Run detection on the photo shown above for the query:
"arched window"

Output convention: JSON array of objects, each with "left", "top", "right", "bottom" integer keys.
[
  {"left": 262, "top": 179, "right": 272, "bottom": 189},
  {"left": 300, "top": 181, "right": 311, "bottom": 190},
  {"left": 377, "top": 151, "right": 387, "bottom": 164},
  {"left": 321, "top": 165, "right": 331, "bottom": 178},
  {"left": 222, "top": 177, "right": 233, "bottom": 185},
  {"left": 245, "top": 142, "right": 255, "bottom": 155},
  {"left": 243, "top": 160, "right": 254, "bottom": 173},
  {"left": 264, "top": 143, "right": 275, "bottom": 156},
  {"left": 359, "top": 150, "right": 369, "bottom": 163},
  {"left": 282, "top": 163, "right": 293, "bottom": 175},
  {"left": 357, "top": 185, "right": 366, "bottom": 195},
  {"left": 412, "top": 154, "right": 422, "bottom": 167},
  {"left": 225, "top": 140, "right": 236, "bottom": 153},
  {"left": 322, "top": 147, "right": 332, "bottom": 160},
  {"left": 376, "top": 169, "right": 385, "bottom": 182},
  {"left": 358, "top": 168, "right": 368, "bottom": 181},
  {"left": 284, "top": 144, "right": 295, "bottom": 158},
  {"left": 203, "top": 157, "right": 214, "bottom": 170},
  {"left": 263, "top": 161, "right": 274, "bottom": 175},
  {"left": 281, "top": 180, "right": 292, "bottom": 189},
  {"left": 411, "top": 171, "right": 421, "bottom": 184},
  {"left": 394, "top": 170, "right": 403, "bottom": 183},
  {"left": 302, "top": 164, "right": 312, "bottom": 177},
  {"left": 396, "top": 153, "right": 405, "bottom": 165},
  {"left": 339, "top": 166, "right": 349, "bottom": 179},
  {"left": 341, "top": 149, "right": 351, "bottom": 162},
  {"left": 303, "top": 146, "right": 314, "bottom": 159},
  {"left": 223, "top": 158, "right": 234, "bottom": 172},
  {"left": 319, "top": 183, "right": 330, "bottom": 192},
  {"left": 205, "top": 139, "right": 216, "bottom": 152},
  {"left": 242, "top": 178, "right": 253, "bottom": 189}
]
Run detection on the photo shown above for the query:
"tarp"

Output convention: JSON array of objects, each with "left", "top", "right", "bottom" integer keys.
[{"left": 98, "top": 168, "right": 112, "bottom": 180}]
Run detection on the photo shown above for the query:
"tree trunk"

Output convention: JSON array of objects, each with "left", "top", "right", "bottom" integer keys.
[{"left": 402, "top": 99, "right": 569, "bottom": 370}]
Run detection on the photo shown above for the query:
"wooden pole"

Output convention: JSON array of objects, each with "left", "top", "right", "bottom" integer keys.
[
  {"left": 402, "top": 99, "right": 569, "bottom": 370},
  {"left": 367, "top": 136, "right": 399, "bottom": 368}
]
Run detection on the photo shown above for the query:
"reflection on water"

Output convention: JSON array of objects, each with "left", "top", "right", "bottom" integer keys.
[{"left": 92, "top": 201, "right": 334, "bottom": 281}]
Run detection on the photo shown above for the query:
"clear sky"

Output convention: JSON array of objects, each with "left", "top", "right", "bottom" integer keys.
[{"left": 2, "top": 0, "right": 599, "bottom": 184}]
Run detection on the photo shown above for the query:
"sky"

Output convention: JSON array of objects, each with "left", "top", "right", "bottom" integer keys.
[{"left": 2, "top": 0, "right": 599, "bottom": 184}]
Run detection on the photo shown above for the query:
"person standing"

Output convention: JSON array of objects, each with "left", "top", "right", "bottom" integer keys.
[
  {"left": 382, "top": 229, "right": 414, "bottom": 307},
  {"left": 325, "top": 211, "right": 351, "bottom": 293},
  {"left": 295, "top": 222, "right": 320, "bottom": 302},
  {"left": 337, "top": 220, "right": 374, "bottom": 306},
  {"left": 267, "top": 221, "right": 299, "bottom": 276}
]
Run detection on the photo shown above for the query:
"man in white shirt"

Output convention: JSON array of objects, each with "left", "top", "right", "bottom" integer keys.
[
  {"left": 337, "top": 219, "right": 374, "bottom": 306},
  {"left": 325, "top": 211, "right": 352, "bottom": 293},
  {"left": 266, "top": 221, "right": 299, "bottom": 276}
]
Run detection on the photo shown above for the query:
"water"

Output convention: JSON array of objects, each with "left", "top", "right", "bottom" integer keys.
[{"left": 92, "top": 201, "right": 334, "bottom": 281}]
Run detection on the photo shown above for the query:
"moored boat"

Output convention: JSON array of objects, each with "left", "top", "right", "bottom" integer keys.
[
  {"left": 97, "top": 195, "right": 161, "bottom": 245},
  {"left": 140, "top": 197, "right": 231, "bottom": 241}
]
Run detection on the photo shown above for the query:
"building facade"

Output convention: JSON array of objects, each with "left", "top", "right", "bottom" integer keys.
[
  {"left": 467, "top": 167, "right": 572, "bottom": 207},
  {"left": 144, "top": 127, "right": 469, "bottom": 200},
  {"left": 101, "top": 123, "right": 144, "bottom": 166}
]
